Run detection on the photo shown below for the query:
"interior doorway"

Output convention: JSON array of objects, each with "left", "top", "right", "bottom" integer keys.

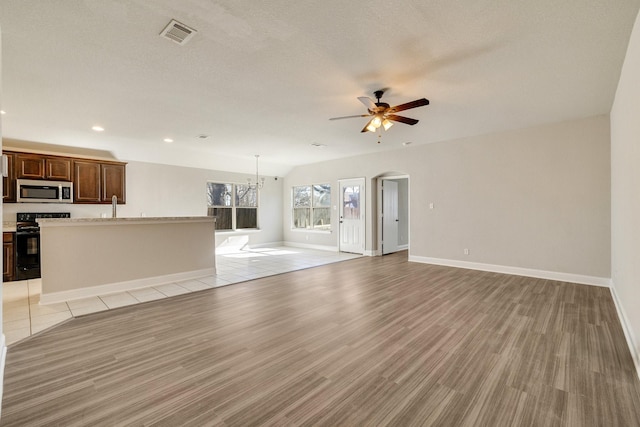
[{"left": 378, "top": 176, "right": 409, "bottom": 255}]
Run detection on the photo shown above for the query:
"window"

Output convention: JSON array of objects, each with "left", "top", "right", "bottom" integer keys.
[
  {"left": 292, "top": 184, "right": 331, "bottom": 230},
  {"left": 207, "top": 182, "right": 258, "bottom": 230}
]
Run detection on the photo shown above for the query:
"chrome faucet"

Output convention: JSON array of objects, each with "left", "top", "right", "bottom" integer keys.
[{"left": 112, "top": 195, "right": 118, "bottom": 218}]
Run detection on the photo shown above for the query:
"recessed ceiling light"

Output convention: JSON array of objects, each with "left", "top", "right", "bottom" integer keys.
[
  {"left": 402, "top": 141, "right": 412, "bottom": 146},
  {"left": 164, "top": 138, "right": 174, "bottom": 143},
  {"left": 196, "top": 134, "right": 209, "bottom": 139},
  {"left": 311, "top": 143, "right": 327, "bottom": 148},
  {"left": 0, "top": 110, "right": 6, "bottom": 115},
  {"left": 92, "top": 125, "right": 105, "bottom": 132}
]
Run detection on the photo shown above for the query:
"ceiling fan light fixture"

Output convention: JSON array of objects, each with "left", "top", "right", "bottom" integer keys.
[{"left": 332, "top": 89, "right": 429, "bottom": 137}]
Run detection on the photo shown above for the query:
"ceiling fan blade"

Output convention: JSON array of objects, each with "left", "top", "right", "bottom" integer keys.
[
  {"left": 329, "top": 114, "right": 371, "bottom": 121},
  {"left": 388, "top": 98, "right": 429, "bottom": 113},
  {"left": 387, "top": 114, "right": 419, "bottom": 125},
  {"left": 358, "top": 96, "right": 377, "bottom": 111},
  {"left": 361, "top": 118, "right": 375, "bottom": 133}
]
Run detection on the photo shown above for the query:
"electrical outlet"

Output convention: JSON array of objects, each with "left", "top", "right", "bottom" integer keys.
[{"left": 464, "top": 248, "right": 470, "bottom": 255}]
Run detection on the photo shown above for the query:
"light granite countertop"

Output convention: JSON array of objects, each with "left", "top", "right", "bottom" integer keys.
[{"left": 37, "top": 216, "right": 215, "bottom": 227}]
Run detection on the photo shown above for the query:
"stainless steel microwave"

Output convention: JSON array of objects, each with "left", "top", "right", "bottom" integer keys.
[{"left": 16, "top": 179, "right": 73, "bottom": 203}]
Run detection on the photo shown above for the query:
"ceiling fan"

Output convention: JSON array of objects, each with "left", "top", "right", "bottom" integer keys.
[{"left": 330, "top": 89, "right": 429, "bottom": 133}]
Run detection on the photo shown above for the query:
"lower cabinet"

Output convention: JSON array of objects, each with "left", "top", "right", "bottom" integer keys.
[{"left": 3, "top": 232, "right": 15, "bottom": 282}]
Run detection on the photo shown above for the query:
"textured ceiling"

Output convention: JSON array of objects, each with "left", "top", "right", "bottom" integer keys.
[{"left": 0, "top": 0, "right": 638, "bottom": 176}]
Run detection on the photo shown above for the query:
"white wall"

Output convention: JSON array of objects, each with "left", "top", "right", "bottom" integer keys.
[
  {"left": 3, "top": 160, "right": 284, "bottom": 248},
  {"left": 611, "top": 7, "right": 640, "bottom": 372},
  {"left": 284, "top": 115, "right": 611, "bottom": 281}
]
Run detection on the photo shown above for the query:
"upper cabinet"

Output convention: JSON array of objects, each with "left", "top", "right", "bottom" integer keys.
[
  {"left": 102, "top": 163, "right": 126, "bottom": 204},
  {"left": 3, "top": 150, "right": 126, "bottom": 204},
  {"left": 15, "top": 153, "right": 45, "bottom": 179},
  {"left": 46, "top": 157, "right": 73, "bottom": 181},
  {"left": 2, "top": 152, "right": 16, "bottom": 202},
  {"left": 14, "top": 153, "right": 72, "bottom": 181},
  {"left": 73, "top": 160, "right": 101, "bottom": 203},
  {"left": 74, "top": 160, "right": 126, "bottom": 204}
]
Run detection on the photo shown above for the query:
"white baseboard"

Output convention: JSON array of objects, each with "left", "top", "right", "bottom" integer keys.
[
  {"left": 247, "top": 241, "right": 285, "bottom": 249},
  {"left": 408, "top": 256, "right": 611, "bottom": 287},
  {"left": 0, "top": 333, "right": 6, "bottom": 417},
  {"left": 283, "top": 242, "right": 339, "bottom": 252},
  {"left": 39, "top": 268, "right": 215, "bottom": 305},
  {"left": 609, "top": 284, "right": 640, "bottom": 380},
  {"left": 283, "top": 241, "right": 373, "bottom": 255}
]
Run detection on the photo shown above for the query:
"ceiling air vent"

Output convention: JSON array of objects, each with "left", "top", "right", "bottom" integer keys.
[{"left": 160, "top": 19, "right": 197, "bottom": 45}]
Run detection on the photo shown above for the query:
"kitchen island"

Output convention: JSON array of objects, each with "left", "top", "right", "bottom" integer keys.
[{"left": 37, "top": 216, "right": 215, "bottom": 304}]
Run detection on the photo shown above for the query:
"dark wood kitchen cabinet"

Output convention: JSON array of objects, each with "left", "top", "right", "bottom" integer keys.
[
  {"left": 45, "top": 157, "right": 72, "bottom": 181},
  {"left": 101, "top": 162, "right": 126, "bottom": 204},
  {"left": 15, "top": 153, "right": 45, "bottom": 179},
  {"left": 2, "top": 152, "right": 16, "bottom": 202},
  {"left": 73, "top": 160, "right": 101, "bottom": 203},
  {"left": 3, "top": 149, "right": 126, "bottom": 204},
  {"left": 74, "top": 160, "right": 126, "bottom": 204},
  {"left": 14, "top": 152, "right": 72, "bottom": 181},
  {"left": 3, "top": 232, "right": 15, "bottom": 282}
]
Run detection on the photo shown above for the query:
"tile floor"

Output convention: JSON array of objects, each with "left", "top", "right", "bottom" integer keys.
[{"left": 2, "top": 246, "right": 360, "bottom": 346}]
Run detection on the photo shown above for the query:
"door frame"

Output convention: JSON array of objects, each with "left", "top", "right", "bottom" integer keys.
[
  {"left": 338, "top": 177, "right": 366, "bottom": 254},
  {"left": 377, "top": 174, "right": 410, "bottom": 256},
  {"left": 381, "top": 179, "right": 399, "bottom": 255}
]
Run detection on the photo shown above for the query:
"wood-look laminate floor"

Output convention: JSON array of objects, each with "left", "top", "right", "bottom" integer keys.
[{"left": 2, "top": 252, "right": 640, "bottom": 426}]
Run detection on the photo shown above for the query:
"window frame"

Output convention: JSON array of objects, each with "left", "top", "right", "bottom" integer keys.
[
  {"left": 291, "top": 183, "right": 331, "bottom": 231},
  {"left": 207, "top": 181, "right": 259, "bottom": 231}
]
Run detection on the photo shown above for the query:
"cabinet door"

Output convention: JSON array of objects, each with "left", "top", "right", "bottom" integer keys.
[
  {"left": 46, "top": 157, "right": 72, "bottom": 181},
  {"left": 2, "top": 152, "right": 16, "bottom": 202},
  {"left": 3, "top": 233, "right": 15, "bottom": 282},
  {"left": 102, "top": 163, "right": 126, "bottom": 204},
  {"left": 73, "top": 160, "right": 101, "bottom": 203},
  {"left": 15, "top": 153, "right": 45, "bottom": 179}
]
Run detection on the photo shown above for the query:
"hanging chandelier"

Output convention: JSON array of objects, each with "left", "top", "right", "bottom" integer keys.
[{"left": 247, "top": 154, "right": 265, "bottom": 190}]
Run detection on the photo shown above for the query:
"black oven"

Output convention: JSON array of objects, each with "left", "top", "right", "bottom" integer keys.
[
  {"left": 15, "top": 212, "right": 70, "bottom": 280},
  {"left": 15, "top": 228, "right": 41, "bottom": 281}
]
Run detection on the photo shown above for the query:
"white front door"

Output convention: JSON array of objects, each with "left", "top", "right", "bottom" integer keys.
[
  {"left": 339, "top": 178, "right": 365, "bottom": 254},
  {"left": 382, "top": 179, "right": 399, "bottom": 254}
]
